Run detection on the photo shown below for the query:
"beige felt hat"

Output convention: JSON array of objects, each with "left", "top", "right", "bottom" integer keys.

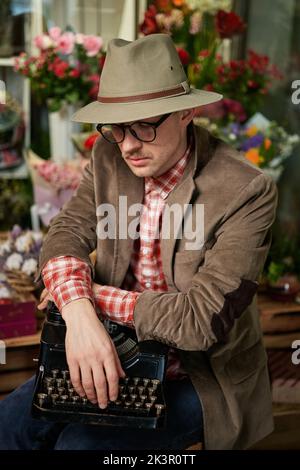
[{"left": 72, "top": 33, "right": 222, "bottom": 124}]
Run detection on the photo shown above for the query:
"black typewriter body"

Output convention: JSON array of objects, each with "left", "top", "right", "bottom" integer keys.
[{"left": 32, "top": 303, "right": 168, "bottom": 429}]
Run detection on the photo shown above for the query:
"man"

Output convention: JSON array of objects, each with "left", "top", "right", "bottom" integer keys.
[{"left": 0, "top": 34, "right": 277, "bottom": 450}]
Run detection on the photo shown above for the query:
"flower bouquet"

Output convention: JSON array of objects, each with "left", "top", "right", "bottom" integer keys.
[
  {"left": 194, "top": 113, "right": 300, "bottom": 181},
  {"left": 140, "top": 1, "right": 282, "bottom": 124},
  {"left": 71, "top": 131, "right": 100, "bottom": 160},
  {"left": 14, "top": 26, "right": 105, "bottom": 112},
  {"left": 27, "top": 149, "right": 83, "bottom": 226}
]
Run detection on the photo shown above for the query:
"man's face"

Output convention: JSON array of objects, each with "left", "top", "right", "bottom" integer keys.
[{"left": 116, "top": 110, "right": 194, "bottom": 178}]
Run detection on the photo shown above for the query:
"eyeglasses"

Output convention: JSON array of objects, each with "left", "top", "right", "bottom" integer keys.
[{"left": 96, "top": 113, "right": 172, "bottom": 144}]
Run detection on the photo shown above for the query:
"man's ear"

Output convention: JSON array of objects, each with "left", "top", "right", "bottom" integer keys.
[{"left": 180, "top": 108, "right": 196, "bottom": 126}]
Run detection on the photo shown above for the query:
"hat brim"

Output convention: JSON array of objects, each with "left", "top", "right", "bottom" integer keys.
[{"left": 71, "top": 89, "right": 223, "bottom": 124}]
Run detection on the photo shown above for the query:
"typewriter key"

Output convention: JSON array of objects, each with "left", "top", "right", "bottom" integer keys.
[
  {"left": 46, "top": 386, "right": 54, "bottom": 395},
  {"left": 81, "top": 398, "right": 88, "bottom": 405},
  {"left": 120, "top": 393, "right": 127, "bottom": 401},
  {"left": 155, "top": 404, "right": 165, "bottom": 416},
  {"left": 37, "top": 393, "right": 47, "bottom": 407},
  {"left": 68, "top": 388, "right": 75, "bottom": 396},
  {"left": 150, "top": 396, "right": 157, "bottom": 404},
  {"left": 119, "top": 385, "right": 125, "bottom": 394},
  {"left": 134, "top": 402, "right": 142, "bottom": 409},
  {"left": 60, "top": 395, "right": 68, "bottom": 403},
  {"left": 140, "top": 395, "right": 147, "bottom": 404},
  {"left": 151, "top": 379, "right": 160, "bottom": 387},
  {"left": 57, "top": 387, "right": 65, "bottom": 396},
  {"left": 130, "top": 394, "right": 137, "bottom": 402},
  {"left": 44, "top": 377, "right": 54, "bottom": 386},
  {"left": 123, "top": 377, "right": 130, "bottom": 385},
  {"left": 124, "top": 401, "right": 132, "bottom": 408},
  {"left": 128, "top": 386, "right": 135, "bottom": 394},
  {"left": 145, "top": 403, "right": 153, "bottom": 411},
  {"left": 66, "top": 380, "right": 72, "bottom": 389},
  {"left": 56, "top": 378, "right": 64, "bottom": 387},
  {"left": 137, "top": 386, "right": 145, "bottom": 395},
  {"left": 61, "top": 370, "right": 69, "bottom": 380},
  {"left": 72, "top": 396, "right": 80, "bottom": 403},
  {"left": 51, "top": 369, "right": 59, "bottom": 378},
  {"left": 143, "top": 379, "right": 149, "bottom": 387},
  {"left": 115, "top": 400, "right": 121, "bottom": 406},
  {"left": 51, "top": 394, "right": 59, "bottom": 404},
  {"left": 133, "top": 377, "right": 140, "bottom": 386},
  {"left": 147, "top": 387, "right": 155, "bottom": 396}
]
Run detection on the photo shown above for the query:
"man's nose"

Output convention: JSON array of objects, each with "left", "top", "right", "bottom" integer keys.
[{"left": 120, "top": 129, "right": 142, "bottom": 154}]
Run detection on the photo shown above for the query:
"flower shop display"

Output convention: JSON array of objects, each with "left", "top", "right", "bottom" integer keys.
[
  {"left": 140, "top": 1, "right": 282, "bottom": 124},
  {"left": 14, "top": 27, "right": 105, "bottom": 161},
  {"left": 0, "top": 226, "right": 44, "bottom": 339},
  {"left": 27, "top": 149, "right": 83, "bottom": 227},
  {"left": 194, "top": 113, "right": 300, "bottom": 181},
  {"left": 14, "top": 26, "right": 105, "bottom": 112}
]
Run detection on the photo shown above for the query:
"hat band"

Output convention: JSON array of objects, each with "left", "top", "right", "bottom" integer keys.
[{"left": 97, "top": 83, "right": 188, "bottom": 104}]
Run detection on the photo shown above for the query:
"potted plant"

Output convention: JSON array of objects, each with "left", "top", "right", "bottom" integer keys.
[{"left": 264, "top": 235, "right": 300, "bottom": 302}]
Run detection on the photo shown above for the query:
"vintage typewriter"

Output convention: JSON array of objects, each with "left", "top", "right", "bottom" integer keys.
[{"left": 32, "top": 302, "right": 168, "bottom": 429}]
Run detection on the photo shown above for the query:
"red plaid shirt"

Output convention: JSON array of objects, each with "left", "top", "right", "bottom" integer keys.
[{"left": 42, "top": 142, "right": 191, "bottom": 378}]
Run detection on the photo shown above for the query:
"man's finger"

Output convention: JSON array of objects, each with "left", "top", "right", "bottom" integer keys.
[
  {"left": 80, "top": 365, "right": 98, "bottom": 404},
  {"left": 92, "top": 364, "right": 109, "bottom": 408}
]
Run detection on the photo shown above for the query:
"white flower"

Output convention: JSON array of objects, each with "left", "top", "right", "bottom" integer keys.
[
  {"left": 15, "top": 233, "right": 33, "bottom": 253},
  {"left": 32, "top": 231, "right": 43, "bottom": 243},
  {"left": 171, "top": 9, "right": 184, "bottom": 29},
  {"left": 0, "top": 240, "right": 11, "bottom": 256},
  {"left": 190, "top": 11, "right": 202, "bottom": 34},
  {"left": 229, "top": 133, "right": 237, "bottom": 140},
  {"left": 22, "top": 258, "right": 38, "bottom": 276},
  {"left": 5, "top": 253, "right": 23, "bottom": 270},
  {"left": 0, "top": 286, "right": 11, "bottom": 299}
]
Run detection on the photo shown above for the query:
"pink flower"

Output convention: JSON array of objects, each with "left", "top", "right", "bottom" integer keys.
[
  {"left": 34, "top": 34, "right": 53, "bottom": 50},
  {"left": 49, "top": 26, "right": 61, "bottom": 41},
  {"left": 83, "top": 35, "right": 103, "bottom": 57},
  {"left": 57, "top": 32, "right": 75, "bottom": 55}
]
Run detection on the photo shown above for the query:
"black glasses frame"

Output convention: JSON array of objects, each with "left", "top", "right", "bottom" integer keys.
[{"left": 96, "top": 113, "right": 172, "bottom": 144}]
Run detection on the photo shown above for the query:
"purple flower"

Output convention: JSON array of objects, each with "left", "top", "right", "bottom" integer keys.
[{"left": 240, "top": 134, "right": 264, "bottom": 151}]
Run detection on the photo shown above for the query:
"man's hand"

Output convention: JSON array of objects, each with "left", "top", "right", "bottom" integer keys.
[
  {"left": 61, "top": 298, "right": 125, "bottom": 408},
  {"left": 38, "top": 288, "right": 54, "bottom": 310}
]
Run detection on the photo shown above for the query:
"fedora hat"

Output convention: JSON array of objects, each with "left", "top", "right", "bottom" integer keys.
[{"left": 72, "top": 33, "right": 222, "bottom": 124}]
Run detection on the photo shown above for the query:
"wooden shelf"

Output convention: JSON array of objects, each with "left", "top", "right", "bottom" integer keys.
[{"left": 3, "top": 331, "right": 41, "bottom": 348}]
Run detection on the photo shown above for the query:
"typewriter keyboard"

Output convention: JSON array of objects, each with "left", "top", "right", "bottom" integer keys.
[{"left": 33, "top": 367, "right": 166, "bottom": 429}]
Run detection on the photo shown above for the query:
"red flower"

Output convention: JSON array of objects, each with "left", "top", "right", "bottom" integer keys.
[
  {"left": 69, "top": 68, "right": 80, "bottom": 78},
  {"left": 84, "top": 133, "right": 99, "bottom": 150},
  {"left": 223, "top": 98, "right": 247, "bottom": 122},
  {"left": 177, "top": 47, "right": 190, "bottom": 66},
  {"left": 140, "top": 5, "right": 158, "bottom": 35},
  {"left": 216, "top": 10, "right": 245, "bottom": 39},
  {"left": 198, "top": 49, "right": 210, "bottom": 58}
]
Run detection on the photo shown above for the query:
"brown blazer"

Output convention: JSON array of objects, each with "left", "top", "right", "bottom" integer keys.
[{"left": 37, "top": 124, "right": 278, "bottom": 449}]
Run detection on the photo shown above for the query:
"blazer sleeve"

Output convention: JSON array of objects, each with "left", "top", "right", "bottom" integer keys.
[
  {"left": 35, "top": 148, "right": 97, "bottom": 282},
  {"left": 133, "top": 172, "right": 278, "bottom": 350}
]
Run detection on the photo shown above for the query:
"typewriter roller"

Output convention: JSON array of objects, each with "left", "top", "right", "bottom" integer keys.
[{"left": 32, "top": 302, "right": 168, "bottom": 429}]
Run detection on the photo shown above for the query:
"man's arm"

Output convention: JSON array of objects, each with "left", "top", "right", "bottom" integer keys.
[
  {"left": 36, "top": 143, "right": 125, "bottom": 408},
  {"left": 133, "top": 173, "right": 278, "bottom": 350}
]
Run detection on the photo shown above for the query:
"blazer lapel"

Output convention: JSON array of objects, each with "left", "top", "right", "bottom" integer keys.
[
  {"left": 160, "top": 124, "right": 214, "bottom": 288},
  {"left": 111, "top": 155, "right": 144, "bottom": 286}
]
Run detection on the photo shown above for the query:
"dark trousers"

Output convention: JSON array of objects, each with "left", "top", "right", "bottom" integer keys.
[{"left": 0, "top": 375, "right": 203, "bottom": 450}]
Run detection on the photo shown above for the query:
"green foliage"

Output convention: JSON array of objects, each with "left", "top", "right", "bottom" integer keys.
[{"left": 0, "top": 179, "right": 33, "bottom": 230}]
